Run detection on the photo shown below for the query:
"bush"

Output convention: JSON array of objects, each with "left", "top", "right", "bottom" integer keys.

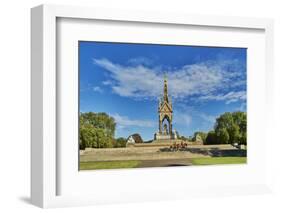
[
  {"left": 114, "top": 137, "right": 127, "bottom": 148},
  {"left": 205, "top": 131, "right": 217, "bottom": 145}
]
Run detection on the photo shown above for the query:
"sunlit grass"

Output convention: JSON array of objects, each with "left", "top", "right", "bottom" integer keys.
[
  {"left": 79, "top": 157, "right": 246, "bottom": 170},
  {"left": 191, "top": 157, "right": 247, "bottom": 165},
  {"left": 80, "top": 160, "right": 141, "bottom": 170}
]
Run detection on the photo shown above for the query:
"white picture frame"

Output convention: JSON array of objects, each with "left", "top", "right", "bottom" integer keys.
[{"left": 31, "top": 4, "right": 274, "bottom": 208}]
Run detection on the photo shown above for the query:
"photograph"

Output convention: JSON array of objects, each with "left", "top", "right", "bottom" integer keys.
[{"left": 78, "top": 41, "right": 247, "bottom": 170}]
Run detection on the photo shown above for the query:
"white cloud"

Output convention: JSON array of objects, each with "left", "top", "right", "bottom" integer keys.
[
  {"left": 102, "top": 80, "right": 112, "bottom": 86},
  {"left": 94, "top": 58, "right": 160, "bottom": 99},
  {"left": 199, "top": 91, "right": 246, "bottom": 104},
  {"left": 237, "top": 102, "right": 247, "bottom": 111},
  {"left": 81, "top": 84, "right": 104, "bottom": 93},
  {"left": 199, "top": 113, "right": 216, "bottom": 123},
  {"left": 93, "top": 58, "right": 246, "bottom": 103},
  {"left": 178, "top": 114, "right": 192, "bottom": 126},
  {"left": 92, "top": 86, "right": 103, "bottom": 93},
  {"left": 112, "top": 113, "right": 155, "bottom": 129},
  {"left": 174, "top": 109, "right": 216, "bottom": 130},
  {"left": 127, "top": 57, "right": 153, "bottom": 66},
  {"left": 183, "top": 114, "right": 192, "bottom": 126},
  {"left": 174, "top": 111, "right": 192, "bottom": 126}
]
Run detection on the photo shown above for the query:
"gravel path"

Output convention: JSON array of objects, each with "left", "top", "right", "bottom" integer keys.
[{"left": 138, "top": 158, "right": 192, "bottom": 167}]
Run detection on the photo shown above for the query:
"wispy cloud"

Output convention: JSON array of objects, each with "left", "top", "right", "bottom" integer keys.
[
  {"left": 92, "top": 86, "right": 103, "bottom": 93},
  {"left": 237, "top": 102, "right": 247, "bottom": 111},
  {"left": 174, "top": 111, "right": 192, "bottom": 126},
  {"left": 173, "top": 109, "right": 217, "bottom": 136},
  {"left": 112, "top": 113, "right": 155, "bottom": 129},
  {"left": 199, "top": 91, "right": 246, "bottom": 104},
  {"left": 174, "top": 104, "right": 217, "bottom": 127},
  {"left": 80, "top": 84, "right": 103, "bottom": 93},
  {"left": 127, "top": 57, "right": 153, "bottom": 66},
  {"left": 199, "top": 113, "right": 216, "bottom": 123},
  {"left": 93, "top": 58, "right": 246, "bottom": 104}
]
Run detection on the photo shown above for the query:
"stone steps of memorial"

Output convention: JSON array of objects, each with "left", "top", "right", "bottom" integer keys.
[{"left": 132, "top": 139, "right": 184, "bottom": 147}]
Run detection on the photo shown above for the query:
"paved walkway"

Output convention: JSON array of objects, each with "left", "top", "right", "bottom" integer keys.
[{"left": 138, "top": 158, "right": 192, "bottom": 168}]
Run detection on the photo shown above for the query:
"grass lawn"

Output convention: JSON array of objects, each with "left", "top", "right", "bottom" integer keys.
[
  {"left": 80, "top": 160, "right": 141, "bottom": 170},
  {"left": 191, "top": 157, "right": 247, "bottom": 165},
  {"left": 80, "top": 157, "right": 246, "bottom": 170}
]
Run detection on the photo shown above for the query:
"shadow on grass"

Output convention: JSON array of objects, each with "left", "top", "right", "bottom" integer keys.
[
  {"left": 159, "top": 147, "right": 247, "bottom": 157},
  {"left": 164, "top": 164, "right": 188, "bottom": 167}
]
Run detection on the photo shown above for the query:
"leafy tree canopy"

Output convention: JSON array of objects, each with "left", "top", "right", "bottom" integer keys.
[
  {"left": 204, "top": 111, "right": 246, "bottom": 145},
  {"left": 205, "top": 130, "right": 217, "bottom": 145},
  {"left": 79, "top": 112, "right": 116, "bottom": 149}
]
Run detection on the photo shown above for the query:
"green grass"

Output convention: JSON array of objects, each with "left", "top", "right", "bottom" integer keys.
[
  {"left": 80, "top": 160, "right": 141, "bottom": 170},
  {"left": 191, "top": 157, "right": 247, "bottom": 165},
  {"left": 80, "top": 157, "right": 246, "bottom": 170}
]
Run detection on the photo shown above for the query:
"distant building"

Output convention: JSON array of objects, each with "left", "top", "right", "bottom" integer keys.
[
  {"left": 195, "top": 134, "right": 203, "bottom": 143},
  {"left": 126, "top": 133, "right": 143, "bottom": 146},
  {"left": 126, "top": 135, "right": 135, "bottom": 145}
]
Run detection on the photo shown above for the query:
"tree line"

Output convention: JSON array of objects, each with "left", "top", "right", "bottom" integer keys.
[
  {"left": 191, "top": 111, "right": 247, "bottom": 145},
  {"left": 79, "top": 112, "right": 126, "bottom": 149},
  {"left": 80, "top": 111, "right": 247, "bottom": 149}
]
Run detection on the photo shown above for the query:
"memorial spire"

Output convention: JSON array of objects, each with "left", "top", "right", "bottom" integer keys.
[{"left": 163, "top": 73, "right": 169, "bottom": 103}]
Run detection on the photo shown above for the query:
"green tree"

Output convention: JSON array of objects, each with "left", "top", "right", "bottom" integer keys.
[
  {"left": 114, "top": 137, "right": 127, "bottom": 148},
  {"left": 232, "top": 111, "right": 247, "bottom": 145},
  {"left": 79, "top": 112, "right": 116, "bottom": 149},
  {"left": 205, "top": 130, "right": 217, "bottom": 145},
  {"left": 80, "top": 124, "right": 97, "bottom": 149},
  {"left": 240, "top": 131, "right": 247, "bottom": 145},
  {"left": 228, "top": 123, "right": 240, "bottom": 144},
  {"left": 214, "top": 111, "right": 247, "bottom": 145},
  {"left": 214, "top": 112, "right": 234, "bottom": 131},
  {"left": 80, "top": 112, "right": 116, "bottom": 138},
  {"left": 216, "top": 128, "right": 229, "bottom": 144},
  {"left": 232, "top": 111, "right": 246, "bottom": 130}
]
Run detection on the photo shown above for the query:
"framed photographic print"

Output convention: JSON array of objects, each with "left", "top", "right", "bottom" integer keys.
[
  {"left": 78, "top": 41, "right": 248, "bottom": 170},
  {"left": 31, "top": 4, "right": 274, "bottom": 208}
]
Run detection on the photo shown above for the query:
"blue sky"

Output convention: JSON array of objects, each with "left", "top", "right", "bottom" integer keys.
[{"left": 79, "top": 41, "right": 246, "bottom": 141}]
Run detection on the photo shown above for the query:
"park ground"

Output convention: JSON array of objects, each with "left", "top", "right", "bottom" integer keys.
[{"left": 79, "top": 144, "right": 247, "bottom": 170}]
